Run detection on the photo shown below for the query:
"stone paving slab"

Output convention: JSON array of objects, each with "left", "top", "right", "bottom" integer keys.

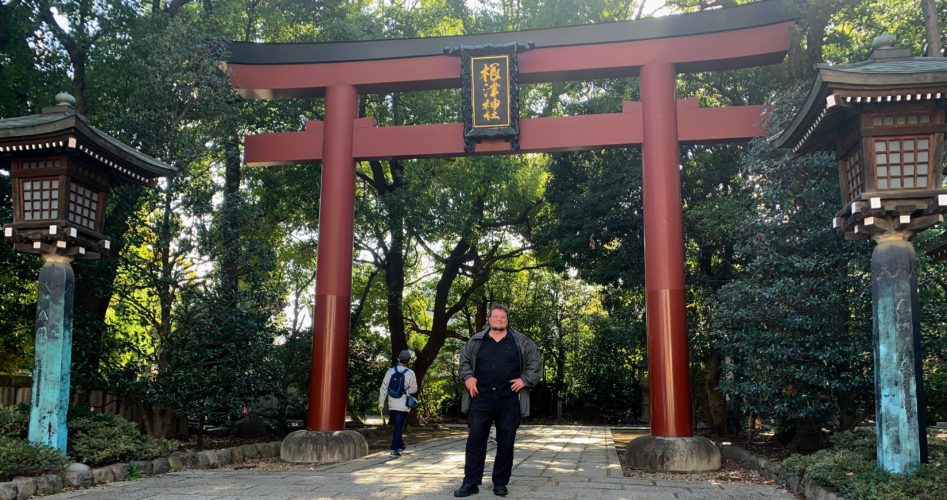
[{"left": 44, "top": 426, "right": 796, "bottom": 499}]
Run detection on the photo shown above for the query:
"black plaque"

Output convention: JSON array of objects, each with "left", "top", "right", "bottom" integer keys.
[{"left": 446, "top": 42, "right": 532, "bottom": 153}]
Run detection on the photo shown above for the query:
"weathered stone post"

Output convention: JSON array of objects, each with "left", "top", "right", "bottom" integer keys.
[
  {"left": 871, "top": 235, "right": 923, "bottom": 473},
  {"left": 28, "top": 254, "right": 75, "bottom": 450}
]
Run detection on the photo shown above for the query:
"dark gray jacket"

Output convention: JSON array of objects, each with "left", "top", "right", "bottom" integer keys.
[{"left": 460, "top": 328, "right": 542, "bottom": 416}]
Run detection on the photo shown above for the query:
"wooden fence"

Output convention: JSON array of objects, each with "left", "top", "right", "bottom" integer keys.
[{"left": 0, "top": 374, "right": 144, "bottom": 425}]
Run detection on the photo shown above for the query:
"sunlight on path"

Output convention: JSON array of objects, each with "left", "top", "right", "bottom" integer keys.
[{"left": 45, "top": 426, "right": 795, "bottom": 499}]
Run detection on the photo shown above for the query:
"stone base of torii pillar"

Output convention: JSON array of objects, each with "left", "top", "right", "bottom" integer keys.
[
  {"left": 625, "top": 436, "right": 721, "bottom": 472},
  {"left": 280, "top": 430, "right": 368, "bottom": 464}
]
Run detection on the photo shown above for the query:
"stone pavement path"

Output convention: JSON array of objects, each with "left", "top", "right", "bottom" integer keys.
[{"left": 45, "top": 426, "right": 796, "bottom": 499}]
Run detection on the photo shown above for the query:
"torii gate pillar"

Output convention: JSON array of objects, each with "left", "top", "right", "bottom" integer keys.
[
  {"left": 280, "top": 83, "right": 370, "bottom": 463},
  {"left": 308, "top": 83, "right": 357, "bottom": 432},
  {"left": 624, "top": 61, "right": 721, "bottom": 471},
  {"left": 641, "top": 61, "right": 692, "bottom": 437}
]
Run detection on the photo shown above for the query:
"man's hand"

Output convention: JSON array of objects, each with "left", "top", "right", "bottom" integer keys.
[
  {"left": 509, "top": 378, "right": 525, "bottom": 392},
  {"left": 465, "top": 377, "right": 479, "bottom": 397}
]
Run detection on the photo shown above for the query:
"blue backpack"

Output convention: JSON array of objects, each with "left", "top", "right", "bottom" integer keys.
[{"left": 387, "top": 367, "right": 407, "bottom": 398}]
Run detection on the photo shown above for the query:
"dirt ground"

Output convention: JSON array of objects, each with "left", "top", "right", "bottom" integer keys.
[{"left": 610, "top": 429, "right": 792, "bottom": 489}]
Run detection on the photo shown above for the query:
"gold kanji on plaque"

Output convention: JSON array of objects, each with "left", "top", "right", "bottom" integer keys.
[{"left": 470, "top": 55, "right": 510, "bottom": 128}]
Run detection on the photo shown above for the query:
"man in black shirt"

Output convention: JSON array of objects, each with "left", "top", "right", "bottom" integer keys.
[{"left": 454, "top": 304, "right": 542, "bottom": 497}]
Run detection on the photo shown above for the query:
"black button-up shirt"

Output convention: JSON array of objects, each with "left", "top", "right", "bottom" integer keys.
[{"left": 475, "top": 332, "right": 522, "bottom": 398}]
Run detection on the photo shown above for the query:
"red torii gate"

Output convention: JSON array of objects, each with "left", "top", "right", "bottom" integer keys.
[{"left": 227, "top": 1, "right": 793, "bottom": 468}]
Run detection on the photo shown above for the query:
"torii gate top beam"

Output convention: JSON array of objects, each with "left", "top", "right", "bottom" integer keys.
[{"left": 225, "top": 0, "right": 794, "bottom": 99}]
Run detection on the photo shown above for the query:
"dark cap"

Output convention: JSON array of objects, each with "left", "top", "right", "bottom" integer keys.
[{"left": 398, "top": 350, "right": 411, "bottom": 363}]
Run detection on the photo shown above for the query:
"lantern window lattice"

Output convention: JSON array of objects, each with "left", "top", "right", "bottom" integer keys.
[
  {"left": 842, "top": 147, "right": 864, "bottom": 202},
  {"left": 21, "top": 178, "right": 60, "bottom": 221},
  {"left": 872, "top": 136, "right": 931, "bottom": 190},
  {"left": 68, "top": 182, "right": 99, "bottom": 229}
]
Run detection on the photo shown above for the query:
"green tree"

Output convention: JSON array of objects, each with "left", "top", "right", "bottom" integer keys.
[
  {"left": 160, "top": 282, "right": 282, "bottom": 446},
  {"left": 0, "top": 174, "right": 39, "bottom": 372},
  {"left": 713, "top": 83, "right": 875, "bottom": 447}
]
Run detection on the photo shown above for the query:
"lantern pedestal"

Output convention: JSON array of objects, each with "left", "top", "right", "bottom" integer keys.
[
  {"left": 871, "top": 234, "right": 925, "bottom": 474},
  {"left": 27, "top": 254, "right": 75, "bottom": 451}
]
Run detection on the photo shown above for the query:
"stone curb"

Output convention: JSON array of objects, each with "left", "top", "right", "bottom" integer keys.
[
  {"left": 718, "top": 442, "right": 845, "bottom": 500},
  {"left": 0, "top": 425, "right": 402, "bottom": 500},
  {"left": 0, "top": 440, "right": 283, "bottom": 500}
]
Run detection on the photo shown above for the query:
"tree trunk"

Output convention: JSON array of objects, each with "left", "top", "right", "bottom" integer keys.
[
  {"left": 475, "top": 301, "right": 486, "bottom": 331},
  {"left": 923, "top": 0, "right": 942, "bottom": 57},
  {"left": 414, "top": 238, "right": 470, "bottom": 384},
  {"left": 346, "top": 408, "right": 364, "bottom": 426},
  {"left": 381, "top": 100, "right": 409, "bottom": 362},
  {"left": 787, "top": 418, "right": 826, "bottom": 452},
  {"left": 704, "top": 351, "right": 727, "bottom": 434},
  {"left": 220, "top": 124, "right": 242, "bottom": 294},
  {"left": 837, "top": 390, "right": 859, "bottom": 431},
  {"left": 71, "top": 57, "right": 86, "bottom": 113},
  {"left": 196, "top": 415, "right": 205, "bottom": 449},
  {"left": 384, "top": 162, "right": 408, "bottom": 361},
  {"left": 139, "top": 403, "right": 176, "bottom": 438}
]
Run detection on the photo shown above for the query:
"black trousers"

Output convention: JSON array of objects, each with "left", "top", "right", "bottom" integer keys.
[{"left": 463, "top": 393, "right": 520, "bottom": 487}]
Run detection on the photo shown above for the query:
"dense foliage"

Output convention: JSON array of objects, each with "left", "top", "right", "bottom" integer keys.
[
  {"left": 0, "top": 437, "right": 69, "bottom": 482},
  {"left": 0, "top": 404, "right": 174, "bottom": 478},
  {"left": 67, "top": 408, "right": 178, "bottom": 466},
  {"left": 0, "top": 404, "right": 28, "bottom": 439},
  {"left": 715, "top": 138, "right": 873, "bottom": 448},
  {"left": 780, "top": 430, "right": 947, "bottom": 499}
]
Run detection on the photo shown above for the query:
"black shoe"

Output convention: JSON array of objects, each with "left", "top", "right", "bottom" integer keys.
[
  {"left": 493, "top": 485, "right": 508, "bottom": 496},
  {"left": 453, "top": 484, "right": 479, "bottom": 497}
]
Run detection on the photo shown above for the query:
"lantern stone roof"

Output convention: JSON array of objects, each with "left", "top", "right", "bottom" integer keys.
[
  {"left": 773, "top": 37, "right": 947, "bottom": 156},
  {"left": 0, "top": 96, "right": 175, "bottom": 184}
]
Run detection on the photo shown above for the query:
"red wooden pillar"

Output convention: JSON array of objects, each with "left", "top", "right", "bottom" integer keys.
[
  {"left": 640, "top": 61, "right": 692, "bottom": 438},
  {"left": 307, "top": 83, "right": 358, "bottom": 431}
]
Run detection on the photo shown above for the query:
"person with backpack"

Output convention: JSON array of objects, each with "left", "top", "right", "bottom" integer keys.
[
  {"left": 378, "top": 349, "right": 418, "bottom": 458},
  {"left": 453, "top": 304, "right": 542, "bottom": 498}
]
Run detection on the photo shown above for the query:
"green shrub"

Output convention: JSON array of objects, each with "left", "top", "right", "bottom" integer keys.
[
  {"left": 126, "top": 461, "right": 144, "bottom": 480},
  {"left": 926, "top": 367, "right": 947, "bottom": 423},
  {"left": 779, "top": 429, "right": 947, "bottom": 499},
  {"left": 0, "top": 436, "right": 69, "bottom": 481},
  {"left": 0, "top": 404, "right": 28, "bottom": 438},
  {"left": 68, "top": 409, "right": 178, "bottom": 466}
]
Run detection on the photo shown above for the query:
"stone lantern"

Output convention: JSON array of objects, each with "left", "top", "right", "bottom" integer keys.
[
  {"left": 774, "top": 35, "right": 947, "bottom": 475},
  {"left": 0, "top": 93, "right": 174, "bottom": 450}
]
